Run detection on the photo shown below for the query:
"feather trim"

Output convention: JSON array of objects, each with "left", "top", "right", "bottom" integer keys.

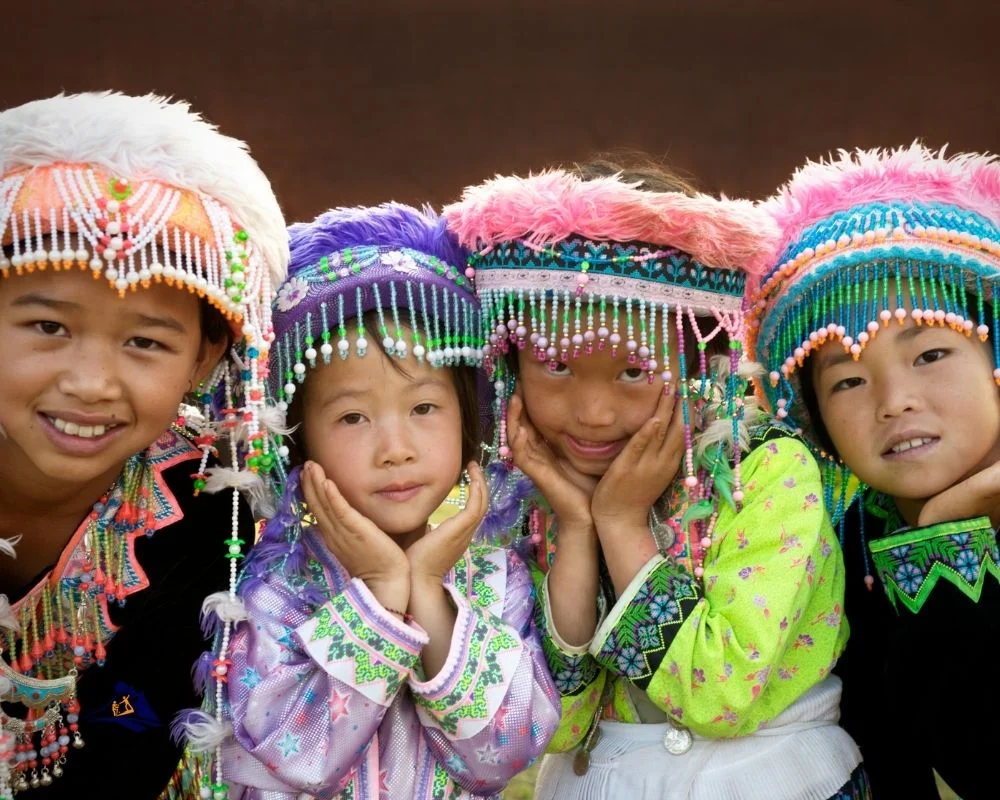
[
  {"left": 200, "top": 591, "right": 247, "bottom": 639},
  {"left": 171, "top": 708, "right": 232, "bottom": 751},
  {"left": 0, "top": 595, "right": 19, "bottom": 632},
  {"left": 202, "top": 467, "right": 275, "bottom": 518},
  {"left": 0, "top": 534, "right": 20, "bottom": 560},
  {"left": 444, "top": 169, "right": 777, "bottom": 275}
]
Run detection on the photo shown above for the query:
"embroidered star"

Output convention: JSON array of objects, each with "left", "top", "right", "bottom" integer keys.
[
  {"left": 239, "top": 667, "right": 262, "bottom": 689},
  {"left": 278, "top": 732, "right": 300, "bottom": 758},
  {"left": 475, "top": 742, "right": 501, "bottom": 765},
  {"left": 276, "top": 626, "right": 297, "bottom": 650},
  {"left": 328, "top": 688, "right": 350, "bottom": 723}
]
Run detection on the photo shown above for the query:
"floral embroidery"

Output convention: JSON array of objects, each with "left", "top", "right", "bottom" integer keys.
[
  {"left": 868, "top": 518, "right": 1000, "bottom": 614},
  {"left": 594, "top": 559, "right": 701, "bottom": 690},
  {"left": 275, "top": 275, "right": 310, "bottom": 311}
]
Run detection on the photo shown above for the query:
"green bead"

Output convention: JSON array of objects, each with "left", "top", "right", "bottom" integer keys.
[
  {"left": 234, "top": 230, "right": 248, "bottom": 242},
  {"left": 259, "top": 453, "right": 274, "bottom": 470},
  {"left": 193, "top": 478, "right": 206, "bottom": 491},
  {"left": 581, "top": 260, "right": 590, "bottom": 272},
  {"left": 247, "top": 455, "right": 260, "bottom": 468}
]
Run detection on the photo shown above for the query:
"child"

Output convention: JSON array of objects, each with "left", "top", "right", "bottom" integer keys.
[
  {"left": 444, "top": 163, "right": 866, "bottom": 800},
  {"left": 221, "top": 204, "right": 560, "bottom": 799},
  {"left": 748, "top": 145, "right": 1000, "bottom": 799},
  {"left": 0, "top": 93, "right": 287, "bottom": 799}
]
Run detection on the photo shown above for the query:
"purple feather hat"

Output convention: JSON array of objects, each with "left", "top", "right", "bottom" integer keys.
[{"left": 269, "top": 203, "right": 482, "bottom": 412}]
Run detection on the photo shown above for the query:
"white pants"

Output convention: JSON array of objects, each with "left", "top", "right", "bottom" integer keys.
[{"left": 534, "top": 677, "right": 861, "bottom": 800}]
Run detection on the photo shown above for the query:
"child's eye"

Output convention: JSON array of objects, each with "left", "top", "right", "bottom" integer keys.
[
  {"left": 915, "top": 348, "right": 949, "bottom": 365},
  {"left": 127, "top": 336, "right": 163, "bottom": 351},
  {"left": 830, "top": 376, "right": 864, "bottom": 393},
  {"left": 618, "top": 367, "right": 646, "bottom": 383},
  {"left": 340, "top": 412, "right": 366, "bottom": 425},
  {"left": 34, "top": 320, "right": 67, "bottom": 336},
  {"left": 545, "top": 361, "right": 570, "bottom": 376},
  {"left": 413, "top": 403, "right": 436, "bottom": 416}
]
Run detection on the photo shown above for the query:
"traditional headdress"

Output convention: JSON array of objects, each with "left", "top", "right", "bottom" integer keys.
[
  {"left": 747, "top": 144, "right": 1000, "bottom": 521},
  {"left": 0, "top": 92, "right": 287, "bottom": 798},
  {"left": 444, "top": 168, "right": 777, "bottom": 542}
]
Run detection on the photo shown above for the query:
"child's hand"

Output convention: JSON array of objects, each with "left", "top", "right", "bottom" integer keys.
[
  {"left": 406, "top": 462, "right": 488, "bottom": 586},
  {"left": 917, "top": 460, "right": 1000, "bottom": 529},
  {"left": 591, "top": 392, "right": 683, "bottom": 532},
  {"left": 507, "top": 392, "right": 596, "bottom": 530},
  {"left": 302, "top": 461, "right": 411, "bottom": 612}
]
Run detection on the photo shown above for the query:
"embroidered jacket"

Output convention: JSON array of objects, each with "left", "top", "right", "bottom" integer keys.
[
  {"left": 223, "top": 527, "right": 560, "bottom": 800},
  {"left": 3, "top": 430, "right": 246, "bottom": 800},
  {"left": 533, "top": 430, "right": 849, "bottom": 749},
  {"left": 834, "top": 501, "right": 1000, "bottom": 799}
]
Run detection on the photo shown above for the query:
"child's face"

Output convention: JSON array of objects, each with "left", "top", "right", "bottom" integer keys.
[
  {"left": 812, "top": 319, "right": 1000, "bottom": 503},
  {"left": 516, "top": 343, "right": 665, "bottom": 478},
  {"left": 301, "top": 336, "right": 464, "bottom": 541},
  {"left": 0, "top": 267, "right": 224, "bottom": 491}
]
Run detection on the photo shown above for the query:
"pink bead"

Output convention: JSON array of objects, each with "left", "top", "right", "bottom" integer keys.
[
  {"left": 769, "top": 370, "right": 780, "bottom": 384},
  {"left": 496, "top": 324, "right": 508, "bottom": 337},
  {"left": 794, "top": 347, "right": 805, "bottom": 359},
  {"left": 809, "top": 331, "right": 819, "bottom": 343},
  {"left": 784, "top": 356, "right": 796, "bottom": 369},
  {"left": 597, "top": 326, "right": 610, "bottom": 339},
  {"left": 732, "top": 490, "right": 744, "bottom": 503},
  {"left": 684, "top": 475, "right": 698, "bottom": 488},
  {"left": 700, "top": 537, "right": 712, "bottom": 548},
  {"left": 648, "top": 359, "right": 658, "bottom": 371},
  {"left": 626, "top": 339, "right": 638, "bottom": 352},
  {"left": 978, "top": 324, "right": 989, "bottom": 337},
  {"left": 572, "top": 334, "right": 583, "bottom": 345},
  {"left": 560, "top": 337, "right": 571, "bottom": 349},
  {"left": 546, "top": 346, "right": 558, "bottom": 359},
  {"left": 864, "top": 575, "right": 874, "bottom": 590},
  {"left": 638, "top": 345, "right": 650, "bottom": 358},
  {"left": 993, "top": 368, "right": 1000, "bottom": 380},
  {"left": 516, "top": 325, "right": 527, "bottom": 338},
  {"left": 584, "top": 330, "right": 596, "bottom": 341},
  {"left": 880, "top": 310, "right": 892, "bottom": 322},
  {"left": 841, "top": 336, "right": 853, "bottom": 348},
  {"left": 857, "top": 332, "right": 869, "bottom": 344},
  {"left": 835, "top": 325, "right": 846, "bottom": 338},
  {"left": 894, "top": 308, "right": 907, "bottom": 321},
  {"left": 826, "top": 322, "right": 838, "bottom": 334},
  {"left": 465, "top": 267, "right": 476, "bottom": 278},
  {"left": 609, "top": 333, "right": 621, "bottom": 345},
  {"left": 537, "top": 336, "right": 548, "bottom": 349},
  {"left": 911, "top": 309, "right": 923, "bottom": 322},
  {"left": 776, "top": 398, "right": 787, "bottom": 408},
  {"left": 945, "top": 312, "right": 957, "bottom": 325},
  {"left": 777, "top": 408, "right": 788, "bottom": 418},
  {"left": 867, "top": 321, "right": 880, "bottom": 333},
  {"left": 529, "top": 332, "right": 540, "bottom": 344},
  {"left": 934, "top": 310, "right": 946, "bottom": 323},
  {"left": 850, "top": 343, "right": 862, "bottom": 355},
  {"left": 694, "top": 566, "right": 705, "bottom": 578},
  {"left": 576, "top": 273, "right": 589, "bottom": 285},
  {"left": 802, "top": 341, "right": 812, "bottom": 353},
  {"left": 662, "top": 371, "right": 673, "bottom": 383}
]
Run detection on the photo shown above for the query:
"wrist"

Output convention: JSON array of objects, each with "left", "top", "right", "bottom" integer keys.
[
  {"left": 365, "top": 576, "right": 411, "bottom": 613},
  {"left": 593, "top": 512, "right": 648, "bottom": 536}
]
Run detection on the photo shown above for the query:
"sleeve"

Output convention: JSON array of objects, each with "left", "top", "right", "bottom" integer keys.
[
  {"left": 590, "top": 436, "right": 849, "bottom": 737},
  {"left": 224, "top": 542, "right": 429, "bottom": 797},
  {"left": 867, "top": 516, "right": 1000, "bottom": 615},
  {"left": 527, "top": 563, "right": 609, "bottom": 753},
  {"left": 408, "top": 547, "right": 561, "bottom": 793}
]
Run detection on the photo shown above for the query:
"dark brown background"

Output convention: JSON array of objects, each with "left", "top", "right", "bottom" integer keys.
[{"left": 6, "top": 0, "right": 999, "bottom": 224}]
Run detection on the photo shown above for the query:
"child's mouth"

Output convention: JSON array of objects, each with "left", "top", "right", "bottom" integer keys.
[
  {"left": 564, "top": 435, "right": 626, "bottom": 460},
  {"left": 882, "top": 435, "right": 939, "bottom": 459},
  {"left": 40, "top": 413, "right": 125, "bottom": 454},
  {"left": 376, "top": 483, "right": 424, "bottom": 502}
]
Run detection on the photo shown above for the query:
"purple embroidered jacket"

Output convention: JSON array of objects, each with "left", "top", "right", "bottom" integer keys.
[{"left": 222, "top": 526, "right": 559, "bottom": 799}]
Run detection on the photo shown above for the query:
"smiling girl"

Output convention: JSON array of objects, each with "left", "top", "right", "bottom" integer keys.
[
  {"left": 749, "top": 145, "right": 1000, "bottom": 798},
  {"left": 0, "top": 93, "right": 287, "bottom": 799}
]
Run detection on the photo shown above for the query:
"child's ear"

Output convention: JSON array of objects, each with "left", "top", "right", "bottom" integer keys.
[{"left": 190, "top": 336, "right": 230, "bottom": 388}]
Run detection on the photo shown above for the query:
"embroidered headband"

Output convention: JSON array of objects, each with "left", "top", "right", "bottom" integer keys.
[
  {"left": 747, "top": 145, "right": 1000, "bottom": 466},
  {"left": 270, "top": 202, "right": 481, "bottom": 415}
]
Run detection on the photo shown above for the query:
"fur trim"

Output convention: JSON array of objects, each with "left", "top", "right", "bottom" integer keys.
[
  {"left": 289, "top": 203, "right": 465, "bottom": 273},
  {"left": 171, "top": 708, "right": 232, "bottom": 751},
  {"left": 202, "top": 467, "right": 275, "bottom": 518},
  {"left": 0, "top": 91, "right": 288, "bottom": 287},
  {"left": 762, "top": 143, "right": 1000, "bottom": 262},
  {"left": 443, "top": 169, "right": 777, "bottom": 275},
  {"left": 0, "top": 534, "right": 20, "bottom": 560}
]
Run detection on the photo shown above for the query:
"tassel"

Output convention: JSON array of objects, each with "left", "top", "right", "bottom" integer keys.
[
  {"left": 202, "top": 467, "right": 275, "bottom": 518},
  {"left": 200, "top": 591, "right": 247, "bottom": 638}
]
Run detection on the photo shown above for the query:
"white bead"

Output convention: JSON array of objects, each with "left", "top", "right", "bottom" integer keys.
[
  {"left": 382, "top": 336, "right": 395, "bottom": 350},
  {"left": 163, "top": 265, "right": 177, "bottom": 279},
  {"left": 277, "top": 400, "right": 288, "bottom": 412},
  {"left": 461, "top": 346, "right": 471, "bottom": 359},
  {"left": 305, "top": 347, "right": 317, "bottom": 360},
  {"left": 228, "top": 544, "right": 242, "bottom": 555},
  {"left": 110, "top": 236, "right": 124, "bottom": 250},
  {"left": 139, "top": 268, "right": 151, "bottom": 281},
  {"left": 413, "top": 344, "right": 426, "bottom": 359},
  {"left": 277, "top": 445, "right": 289, "bottom": 459},
  {"left": 105, "top": 268, "right": 118, "bottom": 281},
  {"left": 105, "top": 220, "right": 121, "bottom": 235},
  {"left": 149, "top": 262, "right": 163, "bottom": 275},
  {"left": 444, "top": 346, "right": 454, "bottom": 359},
  {"left": 61, "top": 248, "right": 75, "bottom": 261},
  {"left": 227, "top": 285, "right": 241, "bottom": 298},
  {"left": 394, "top": 340, "right": 407, "bottom": 356},
  {"left": 356, "top": 336, "right": 368, "bottom": 351},
  {"left": 337, "top": 339, "right": 349, "bottom": 353},
  {"left": 75, "top": 248, "right": 89, "bottom": 262},
  {"left": 293, "top": 363, "right": 306, "bottom": 375},
  {"left": 35, "top": 249, "right": 48, "bottom": 263},
  {"left": 48, "top": 249, "right": 62, "bottom": 263},
  {"left": 0, "top": 256, "right": 8, "bottom": 270},
  {"left": 89, "top": 258, "right": 103, "bottom": 272},
  {"left": 284, "top": 382, "right": 296, "bottom": 396},
  {"left": 197, "top": 277, "right": 208, "bottom": 291},
  {"left": 200, "top": 787, "right": 212, "bottom": 799},
  {"left": 115, "top": 278, "right": 128, "bottom": 291},
  {"left": 106, "top": 199, "right": 120, "bottom": 214},
  {"left": 242, "top": 323, "right": 255, "bottom": 336},
  {"left": 9, "top": 254, "right": 22, "bottom": 267},
  {"left": 126, "top": 271, "right": 139, "bottom": 284},
  {"left": 103, "top": 248, "right": 116, "bottom": 261},
  {"left": 320, "top": 343, "right": 333, "bottom": 356}
]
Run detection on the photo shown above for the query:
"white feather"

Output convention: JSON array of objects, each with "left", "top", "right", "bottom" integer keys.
[
  {"left": 0, "top": 535, "right": 21, "bottom": 560},
  {"left": 0, "top": 595, "right": 19, "bottom": 632},
  {"left": 203, "top": 467, "right": 275, "bottom": 518},
  {"left": 179, "top": 709, "right": 233, "bottom": 753},
  {"left": 201, "top": 591, "right": 248, "bottom": 625},
  {"left": 257, "top": 404, "right": 292, "bottom": 436},
  {"left": 0, "top": 92, "right": 288, "bottom": 287}
]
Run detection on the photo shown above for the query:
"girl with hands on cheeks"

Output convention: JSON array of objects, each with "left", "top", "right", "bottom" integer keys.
[
  {"left": 445, "top": 162, "right": 865, "bottom": 800},
  {"left": 220, "top": 205, "right": 559, "bottom": 800}
]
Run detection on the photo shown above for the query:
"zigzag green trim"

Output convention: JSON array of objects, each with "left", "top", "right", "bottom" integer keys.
[{"left": 868, "top": 517, "right": 1000, "bottom": 614}]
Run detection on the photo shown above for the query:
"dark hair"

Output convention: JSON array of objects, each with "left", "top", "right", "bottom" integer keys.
[
  {"left": 284, "top": 310, "right": 480, "bottom": 470},
  {"left": 797, "top": 363, "right": 839, "bottom": 457}
]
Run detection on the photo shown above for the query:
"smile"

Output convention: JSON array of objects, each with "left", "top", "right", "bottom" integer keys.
[
  {"left": 564, "top": 434, "right": 627, "bottom": 460},
  {"left": 39, "top": 413, "right": 126, "bottom": 456},
  {"left": 48, "top": 415, "right": 120, "bottom": 439},
  {"left": 882, "top": 436, "right": 939, "bottom": 458}
]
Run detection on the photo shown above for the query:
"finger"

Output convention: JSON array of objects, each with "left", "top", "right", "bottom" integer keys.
[
  {"left": 657, "top": 394, "right": 685, "bottom": 455},
  {"left": 653, "top": 390, "right": 674, "bottom": 446},
  {"left": 464, "top": 462, "right": 489, "bottom": 522}
]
